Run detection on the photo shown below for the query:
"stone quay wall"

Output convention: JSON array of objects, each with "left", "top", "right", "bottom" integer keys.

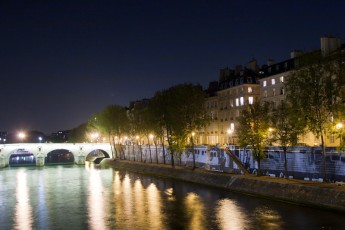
[{"left": 102, "top": 159, "right": 345, "bottom": 213}]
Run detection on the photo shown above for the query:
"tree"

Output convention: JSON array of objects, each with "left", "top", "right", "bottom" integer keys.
[
  {"left": 150, "top": 83, "right": 209, "bottom": 168},
  {"left": 88, "top": 105, "right": 129, "bottom": 159},
  {"left": 237, "top": 100, "right": 272, "bottom": 176},
  {"left": 285, "top": 50, "right": 345, "bottom": 181},
  {"left": 68, "top": 123, "right": 88, "bottom": 143},
  {"left": 270, "top": 101, "right": 305, "bottom": 178}
]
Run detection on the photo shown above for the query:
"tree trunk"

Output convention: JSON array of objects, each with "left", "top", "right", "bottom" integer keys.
[
  {"left": 139, "top": 142, "right": 143, "bottom": 162},
  {"left": 256, "top": 150, "right": 262, "bottom": 176},
  {"left": 109, "top": 134, "right": 115, "bottom": 159},
  {"left": 321, "top": 132, "right": 327, "bottom": 182},
  {"left": 148, "top": 136, "right": 152, "bottom": 163},
  {"left": 191, "top": 137, "right": 196, "bottom": 170},
  {"left": 154, "top": 141, "right": 159, "bottom": 164},
  {"left": 162, "top": 137, "right": 166, "bottom": 165},
  {"left": 283, "top": 146, "right": 288, "bottom": 179}
]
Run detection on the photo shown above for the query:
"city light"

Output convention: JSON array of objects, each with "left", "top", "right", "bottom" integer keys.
[
  {"left": 17, "top": 132, "right": 26, "bottom": 142},
  {"left": 38, "top": 137, "right": 43, "bottom": 143}
]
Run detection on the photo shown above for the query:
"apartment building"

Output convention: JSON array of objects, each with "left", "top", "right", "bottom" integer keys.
[
  {"left": 201, "top": 36, "right": 344, "bottom": 147},
  {"left": 258, "top": 36, "right": 344, "bottom": 146},
  {"left": 201, "top": 60, "right": 261, "bottom": 145}
]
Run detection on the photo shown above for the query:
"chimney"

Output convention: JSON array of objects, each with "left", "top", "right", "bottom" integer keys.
[
  {"left": 321, "top": 36, "right": 342, "bottom": 55},
  {"left": 290, "top": 50, "right": 304, "bottom": 58},
  {"left": 247, "top": 59, "right": 258, "bottom": 72},
  {"left": 267, "top": 59, "right": 275, "bottom": 66}
]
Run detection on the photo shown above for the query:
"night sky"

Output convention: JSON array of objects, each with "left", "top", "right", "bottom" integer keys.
[{"left": 1, "top": 0, "right": 345, "bottom": 134}]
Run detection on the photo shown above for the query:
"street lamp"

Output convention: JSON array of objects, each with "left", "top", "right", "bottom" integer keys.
[
  {"left": 38, "top": 136, "right": 43, "bottom": 143},
  {"left": 18, "top": 132, "right": 26, "bottom": 143},
  {"left": 227, "top": 129, "right": 233, "bottom": 145},
  {"left": 336, "top": 123, "right": 343, "bottom": 147}
]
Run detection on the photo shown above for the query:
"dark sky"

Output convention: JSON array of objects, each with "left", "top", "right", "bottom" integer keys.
[{"left": 1, "top": 0, "right": 345, "bottom": 134}]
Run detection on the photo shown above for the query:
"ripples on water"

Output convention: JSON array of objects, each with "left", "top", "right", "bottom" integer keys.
[{"left": 0, "top": 163, "right": 344, "bottom": 230}]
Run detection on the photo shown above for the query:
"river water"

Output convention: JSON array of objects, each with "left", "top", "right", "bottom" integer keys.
[{"left": 0, "top": 163, "right": 344, "bottom": 230}]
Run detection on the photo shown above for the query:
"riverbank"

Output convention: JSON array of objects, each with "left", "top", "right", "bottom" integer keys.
[{"left": 101, "top": 159, "right": 345, "bottom": 213}]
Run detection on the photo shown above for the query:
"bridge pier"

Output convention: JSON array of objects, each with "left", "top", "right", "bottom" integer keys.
[
  {"left": 76, "top": 155, "right": 85, "bottom": 165},
  {"left": 36, "top": 156, "right": 45, "bottom": 167},
  {"left": 0, "top": 157, "right": 6, "bottom": 168}
]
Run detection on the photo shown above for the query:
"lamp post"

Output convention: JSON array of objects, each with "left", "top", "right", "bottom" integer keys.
[{"left": 227, "top": 129, "right": 233, "bottom": 145}]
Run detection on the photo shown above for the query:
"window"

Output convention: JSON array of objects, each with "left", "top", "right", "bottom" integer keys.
[
  {"left": 280, "top": 87, "right": 285, "bottom": 95},
  {"left": 271, "top": 79, "right": 276, "bottom": 85},
  {"left": 240, "top": 97, "right": 244, "bottom": 106},
  {"left": 264, "top": 90, "right": 267, "bottom": 98},
  {"left": 272, "top": 88, "right": 276, "bottom": 96},
  {"left": 248, "top": 96, "right": 254, "bottom": 104},
  {"left": 263, "top": 80, "right": 267, "bottom": 87},
  {"left": 248, "top": 87, "right": 253, "bottom": 93},
  {"left": 280, "top": 76, "right": 284, "bottom": 82},
  {"left": 235, "top": 98, "right": 239, "bottom": 106},
  {"left": 230, "top": 123, "right": 235, "bottom": 131}
]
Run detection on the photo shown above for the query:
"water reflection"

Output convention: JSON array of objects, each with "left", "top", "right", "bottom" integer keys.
[
  {"left": 146, "top": 183, "right": 163, "bottom": 230},
  {"left": 253, "top": 206, "right": 284, "bottom": 230},
  {"left": 184, "top": 192, "right": 205, "bottom": 230},
  {"left": 216, "top": 199, "right": 249, "bottom": 230},
  {"left": 1, "top": 165, "right": 344, "bottom": 230},
  {"left": 14, "top": 169, "right": 33, "bottom": 230},
  {"left": 88, "top": 168, "right": 107, "bottom": 230}
]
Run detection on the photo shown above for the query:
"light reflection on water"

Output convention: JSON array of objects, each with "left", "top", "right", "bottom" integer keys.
[
  {"left": 0, "top": 164, "right": 344, "bottom": 230},
  {"left": 14, "top": 169, "right": 33, "bottom": 230}
]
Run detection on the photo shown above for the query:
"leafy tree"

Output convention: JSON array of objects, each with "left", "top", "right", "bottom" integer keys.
[
  {"left": 270, "top": 101, "right": 305, "bottom": 178},
  {"left": 88, "top": 104, "right": 129, "bottom": 159},
  {"left": 150, "top": 83, "right": 209, "bottom": 168},
  {"left": 285, "top": 50, "right": 345, "bottom": 181},
  {"left": 68, "top": 123, "right": 88, "bottom": 143},
  {"left": 237, "top": 100, "right": 272, "bottom": 176}
]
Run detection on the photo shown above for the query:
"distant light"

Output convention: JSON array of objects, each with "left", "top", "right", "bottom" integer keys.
[
  {"left": 18, "top": 132, "right": 26, "bottom": 140},
  {"left": 38, "top": 137, "right": 43, "bottom": 142}
]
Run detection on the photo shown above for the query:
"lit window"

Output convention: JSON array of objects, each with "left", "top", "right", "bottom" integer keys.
[
  {"left": 271, "top": 79, "right": 276, "bottom": 85},
  {"left": 235, "top": 98, "right": 239, "bottom": 106},
  {"left": 248, "top": 87, "right": 252, "bottom": 93},
  {"left": 263, "top": 81, "right": 267, "bottom": 87},
  {"left": 248, "top": 96, "right": 254, "bottom": 104},
  {"left": 280, "top": 76, "right": 284, "bottom": 82},
  {"left": 230, "top": 123, "right": 235, "bottom": 131},
  {"left": 240, "top": 97, "right": 244, "bottom": 106}
]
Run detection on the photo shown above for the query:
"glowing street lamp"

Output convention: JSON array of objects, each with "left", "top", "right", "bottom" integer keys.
[
  {"left": 38, "top": 136, "right": 43, "bottom": 143},
  {"left": 18, "top": 132, "right": 26, "bottom": 142}
]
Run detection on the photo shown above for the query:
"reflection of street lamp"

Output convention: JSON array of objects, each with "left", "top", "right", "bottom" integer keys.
[{"left": 18, "top": 132, "right": 26, "bottom": 143}]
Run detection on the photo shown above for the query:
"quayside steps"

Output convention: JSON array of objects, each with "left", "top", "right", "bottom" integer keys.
[{"left": 223, "top": 147, "right": 250, "bottom": 175}]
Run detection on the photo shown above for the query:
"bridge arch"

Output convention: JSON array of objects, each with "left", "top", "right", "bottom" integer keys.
[
  {"left": 0, "top": 143, "right": 113, "bottom": 168},
  {"left": 45, "top": 149, "right": 75, "bottom": 165}
]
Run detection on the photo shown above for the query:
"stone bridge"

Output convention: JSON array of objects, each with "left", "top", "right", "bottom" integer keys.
[{"left": 0, "top": 143, "right": 113, "bottom": 167}]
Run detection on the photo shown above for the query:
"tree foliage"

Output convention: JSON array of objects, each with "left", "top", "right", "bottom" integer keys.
[
  {"left": 237, "top": 100, "right": 272, "bottom": 176},
  {"left": 285, "top": 50, "right": 345, "bottom": 181},
  {"left": 150, "top": 83, "right": 209, "bottom": 167},
  {"left": 270, "top": 101, "right": 306, "bottom": 177},
  {"left": 88, "top": 104, "right": 129, "bottom": 159}
]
